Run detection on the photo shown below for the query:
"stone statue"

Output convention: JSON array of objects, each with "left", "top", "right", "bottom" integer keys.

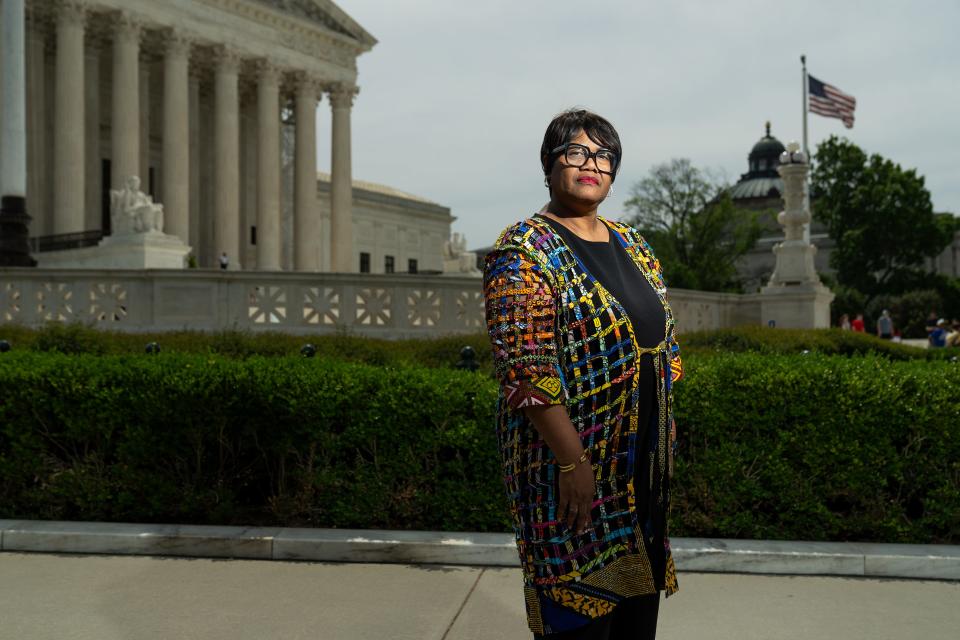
[
  {"left": 109, "top": 175, "right": 165, "bottom": 235},
  {"left": 443, "top": 232, "right": 480, "bottom": 275}
]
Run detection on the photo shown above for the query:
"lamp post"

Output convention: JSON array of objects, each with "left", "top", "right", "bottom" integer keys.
[{"left": 0, "top": 0, "right": 36, "bottom": 266}]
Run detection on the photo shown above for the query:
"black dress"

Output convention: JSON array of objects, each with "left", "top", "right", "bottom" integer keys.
[{"left": 536, "top": 215, "right": 667, "bottom": 639}]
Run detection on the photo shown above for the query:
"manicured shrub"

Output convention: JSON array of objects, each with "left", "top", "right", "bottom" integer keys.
[
  {"left": 0, "top": 352, "right": 504, "bottom": 531},
  {"left": 681, "top": 325, "right": 959, "bottom": 360},
  {"left": 0, "top": 322, "right": 492, "bottom": 369},
  {"left": 672, "top": 353, "right": 960, "bottom": 543},
  {"left": 1, "top": 338, "right": 957, "bottom": 543}
]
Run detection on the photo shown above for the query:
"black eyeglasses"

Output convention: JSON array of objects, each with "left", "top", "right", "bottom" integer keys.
[{"left": 551, "top": 143, "right": 619, "bottom": 174}]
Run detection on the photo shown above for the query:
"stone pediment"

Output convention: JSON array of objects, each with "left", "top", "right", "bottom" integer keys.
[{"left": 255, "top": 0, "right": 376, "bottom": 47}]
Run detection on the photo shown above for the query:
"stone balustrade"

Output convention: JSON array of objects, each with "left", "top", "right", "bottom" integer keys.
[
  {"left": 0, "top": 269, "right": 485, "bottom": 338},
  {"left": 0, "top": 270, "right": 763, "bottom": 337}
]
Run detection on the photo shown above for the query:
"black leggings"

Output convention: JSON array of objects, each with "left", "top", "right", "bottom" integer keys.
[{"left": 533, "top": 592, "right": 660, "bottom": 640}]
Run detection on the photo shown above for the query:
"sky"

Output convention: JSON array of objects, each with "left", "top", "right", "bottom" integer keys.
[{"left": 315, "top": 0, "right": 960, "bottom": 250}]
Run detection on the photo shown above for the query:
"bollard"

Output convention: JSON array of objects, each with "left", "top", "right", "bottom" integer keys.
[{"left": 455, "top": 345, "right": 479, "bottom": 371}]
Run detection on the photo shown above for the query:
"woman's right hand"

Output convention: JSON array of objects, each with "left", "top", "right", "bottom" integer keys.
[
  {"left": 558, "top": 461, "right": 595, "bottom": 535},
  {"left": 521, "top": 404, "right": 596, "bottom": 535}
]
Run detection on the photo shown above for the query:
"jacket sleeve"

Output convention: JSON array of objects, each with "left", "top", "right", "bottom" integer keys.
[{"left": 483, "top": 247, "right": 567, "bottom": 410}]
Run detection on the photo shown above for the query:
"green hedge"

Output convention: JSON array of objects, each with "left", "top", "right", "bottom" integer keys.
[
  {"left": 0, "top": 352, "right": 504, "bottom": 531},
  {"left": 0, "top": 322, "right": 492, "bottom": 368},
  {"left": 4, "top": 323, "right": 957, "bottom": 367},
  {"left": 672, "top": 353, "right": 960, "bottom": 543},
  {"left": 681, "top": 325, "right": 959, "bottom": 360},
  {"left": 1, "top": 349, "right": 957, "bottom": 543}
]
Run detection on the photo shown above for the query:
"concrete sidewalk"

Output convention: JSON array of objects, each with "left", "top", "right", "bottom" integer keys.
[{"left": 1, "top": 552, "right": 957, "bottom": 640}]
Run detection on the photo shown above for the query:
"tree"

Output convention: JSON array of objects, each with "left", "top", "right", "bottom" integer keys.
[
  {"left": 623, "top": 158, "right": 762, "bottom": 292},
  {"left": 811, "top": 136, "right": 955, "bottom": 302}
]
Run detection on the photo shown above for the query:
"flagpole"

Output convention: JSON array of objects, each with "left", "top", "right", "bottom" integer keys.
[
  {"left": 800, "top": 54, "right": 811, "bottom": 244},
  {"left": 801, "top": 54, "right": 808, "bottom": 157}
]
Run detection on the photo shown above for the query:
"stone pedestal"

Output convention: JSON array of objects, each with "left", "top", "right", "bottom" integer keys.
[
  {"left": 759, "top": 142, "right": 834, "bottom": 328},
  {"left": 37, "top": 230, "right": 191, "bottom": 269},
  {"left": 760, "top": 285, "right": 834, "bottom": 329}
]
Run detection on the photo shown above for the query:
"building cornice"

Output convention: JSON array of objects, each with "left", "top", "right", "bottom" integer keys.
[
  {"left": 201, "top": 0, "right": 374, "bottom": 66},
  {"left": 29, "top": 0, "right": 373, "bottom": 73}
]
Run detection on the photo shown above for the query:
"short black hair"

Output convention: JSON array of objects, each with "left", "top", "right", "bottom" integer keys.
[{"left": 540, "top": 109, "right": 623, "bottom": 181}]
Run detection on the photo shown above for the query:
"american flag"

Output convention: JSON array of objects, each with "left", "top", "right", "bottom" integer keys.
[{"left": 808, "top": 75, "right": 856, "bottom": 128}]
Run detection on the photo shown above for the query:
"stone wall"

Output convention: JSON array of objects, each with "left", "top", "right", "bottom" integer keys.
[
  {"left": 0, "top": 268, "right": 483, "bottom": 338},
  {"left": 1, "top": 269, "right": 767, "bottom": 338}
]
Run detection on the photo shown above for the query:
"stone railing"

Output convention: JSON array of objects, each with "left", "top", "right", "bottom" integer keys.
[
  {"left": 0, "top": 269, "right": 764, "bottom": 337},
  {"left": 0, "top": 269, "right": 485, "bottom": 338},
  {"left": 668, "top": 288, "right": 762, "bottom": 335}
]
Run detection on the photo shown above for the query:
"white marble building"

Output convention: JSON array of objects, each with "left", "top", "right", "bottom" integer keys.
[
  {"left": 2, "top": 0, "right": 456, "bottom": 273},
  {"left": 314, "top": 173, "right": 452, "bottom": 274}
]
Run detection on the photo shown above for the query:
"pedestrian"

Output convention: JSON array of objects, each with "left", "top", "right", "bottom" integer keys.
[
  {"left": 946, "top": 319, "right": 960, "bottom": 348},
  {"left": 838, "top": 313, "right": 851, "bottom": 330},
  {"left": 484, "top": 109, "right": 681, "bottom": 639},
  {"left": 851, "top": 313, "right": 865, "bottom": 333},
  {"left": 219, "top": 252, "right": 229, "bottom": 270},
  {"left": 876, "top": 309, "right": 894, "bottom": 340},
  {"left": 930, "top": 319, "right": 949, "bottom": 348}
]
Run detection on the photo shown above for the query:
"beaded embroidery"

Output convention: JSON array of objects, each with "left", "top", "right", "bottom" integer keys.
[{"left": 484, "top": 215, "right": 684, "bottom": 635}]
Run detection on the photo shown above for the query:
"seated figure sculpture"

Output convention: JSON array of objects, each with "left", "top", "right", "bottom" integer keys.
[
  {"left": 110, "top": 176, "right": 165, "bottom": 235},
  {"left": 442, "top": 232, "right": 479, "bottom": 275}
]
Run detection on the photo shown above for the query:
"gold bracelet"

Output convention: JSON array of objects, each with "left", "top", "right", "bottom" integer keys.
[{"left": 559, "top": 451, "right": 589, "bottom": 473}]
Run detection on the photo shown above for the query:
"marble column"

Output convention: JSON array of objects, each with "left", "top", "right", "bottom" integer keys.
[
  {"left": 53, "top": 0, "right": 86, "bottom": 234},
  {"left": 111, "top": 13, "right": 140, "bottom": 190},
  {"left": 0, "top": 0, "right": 35, "bottom": 266},
  {"left": 255, "top": 60, "right": 281, "bottom": 270},
  {"left": 162, "top": 33, "right": 190, "bottom": 243},
  {"left": 1, "top": 0, "right": 27, "bottom": 199},
  {"left": 328, "top": 83, "right": 357, "bottom": 273},
  {"left": 294, "top": 75, "right": 319, "bottom": 271},
  {"left": 84, "top": 39, "right": 100, "bottom": 231},
  {"left": 214, "top": 47, "right": 241, "bottom": 269},
  {"left": 139, "top": 59, "right": 151, "bottom": 190},
  {"left": 188, "top": 70, "right": 201, "bottom": 255},
  {"left": 25, "top": 18, "right": 45, "bottom": 236}
]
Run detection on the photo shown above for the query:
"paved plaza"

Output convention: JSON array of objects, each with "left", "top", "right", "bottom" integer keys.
[{"left": 1, "top": 552, "right": 957, "bottom": 640}]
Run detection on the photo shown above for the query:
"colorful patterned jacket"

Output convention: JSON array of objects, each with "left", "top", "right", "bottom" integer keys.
[{"left": 484, "top": 215, "right": 683, "bottom": 635}]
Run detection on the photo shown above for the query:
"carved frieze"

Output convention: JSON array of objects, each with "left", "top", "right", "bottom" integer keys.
[{"left": 253, "top": 0, "right": 356, "bottom": 39}]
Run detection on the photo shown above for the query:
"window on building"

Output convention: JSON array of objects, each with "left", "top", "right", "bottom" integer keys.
[
  {"left": 359, "top": 252, "right": 371, "bottom": 273},
  {"left": 408, "top": 259, "right": 418, "bottom": 274},
  {"left": 384, "top": 255, "right": 395, "bottom": 274},
  {"left": 250, "top": 226, "right": 257, "bottom": 245}
]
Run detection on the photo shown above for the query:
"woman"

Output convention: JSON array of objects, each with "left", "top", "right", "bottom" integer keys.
[{"left": 483, "top": 109, "right": 683, "bottom": 639}]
